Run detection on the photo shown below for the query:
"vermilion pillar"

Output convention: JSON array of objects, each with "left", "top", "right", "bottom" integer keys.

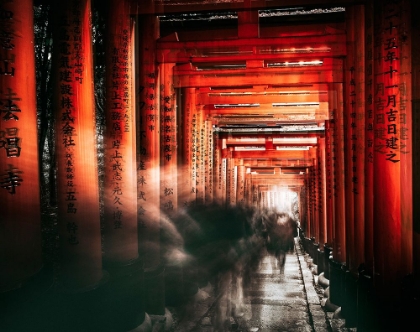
[
  {"left": 236, "top": 161, "right": 245, "bottom": 206},
  {"left": 353, "top": 5, "right": 367, "bottom": 273},
  {"left": 137, "top": 13, "right": 165, "bottom": 315},
  {"left": 205, "top": 119, "right": 214, "bottom": 203},
  {"left": 103, "top": 0, "right": 138, "bottom": 265},
  {"left": 413, "top": 6, "right": 420, "bottom": 278},
  {"left": 195, "top": 106, "right": 205, "bottom": 204},
  {"left": 311, "top": 146, "right": 319, "bottom": 241},
  {"left": 52, "top": 0, "right": 102, "bottom": 290},
  {"left": 331, "top": 83, "right": 346, "bottom": 263},
  {"left": 325, "top": 121, "right": 335, "bottom": 246},
  {"left": 344, "top": 7, "right": 356, "bottom": 271},
  {"left": 346, "top": 5, "right": 366, "bottom": 273},
  {"left": 181, "top": 87, "right": 197, "bottom": 206},
  {"left": 226, "top": 149, "right": 236, "bottom": 206},
  {"left": 0, "top": 0, "right": 43, "bottom": 292},
  {"left": 213, "top": 132, "right": 224, "bottom": 205},
  {"left": 364, "top": 0, "right": 375, "bottom": 275},
  {"left": 373, "top": 0, "right": 411, "bottom": 294},
  {"left": 160, "top": 63, "right": 177, "bottom": 215},
  {"left": 399, "top": 2, "right": 412, "bottom": 275},
  {"left": 318, "top": 138, "right": 327, "bottom": 250},
  {"left": 137, "top": 14, "right": 160, "bottom": 269}
]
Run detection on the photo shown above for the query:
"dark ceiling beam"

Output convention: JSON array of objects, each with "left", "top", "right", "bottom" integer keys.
[
  {"left": 157, "top": 33, "right": 345, "bottom": 52},
  {"left": 131, "top": 0, "right": 365, "bottom": 15}
]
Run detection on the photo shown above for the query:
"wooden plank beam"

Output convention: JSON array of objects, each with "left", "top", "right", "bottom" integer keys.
[
  {"left": 174, "top": 71, "right": 341, "bottom": 87},
  {"left": 158, "top": 34, "right": 346, "bottom": 53},
  {"left": 232, "top": 149, "right": 309, "bottom": 159},
  {"left": 197, "top": 91, "right": 328, "bottom": 105},
  {"left": 132, "top": 0, "right": 358, "bottom": 15}
]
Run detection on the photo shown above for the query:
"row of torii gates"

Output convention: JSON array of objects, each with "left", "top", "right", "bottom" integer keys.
[{"left": 1, "top": 0, "right": 420, "bottom": 329}]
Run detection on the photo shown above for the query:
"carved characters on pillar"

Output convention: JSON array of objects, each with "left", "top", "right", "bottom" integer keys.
[
  {"left": 374, "top": 0, "right": 405, "bottom": 163},
  {"left": 0, "top": 0, "right": 43, "bottom": 292},
  {"left": 0, "top": 7, "right": 23, "bottom": 193},
  {"left": 205, "top": 119, "right": 214, "bottom": 203},
  {"left": 160, "top": 63, "right": 177, "bottom": 213}
]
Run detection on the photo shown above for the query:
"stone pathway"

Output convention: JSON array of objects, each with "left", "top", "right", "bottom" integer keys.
[{"left": 173, "top": 238, "right": 335, "bottom": 332}]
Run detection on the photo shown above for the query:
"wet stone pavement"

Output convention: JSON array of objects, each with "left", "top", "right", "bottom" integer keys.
[{"left": 171, "top": 238, "right": 353, "bottom": 332}]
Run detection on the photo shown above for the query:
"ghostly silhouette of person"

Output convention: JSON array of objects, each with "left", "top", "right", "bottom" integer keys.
[{"left": 265, "top": 212, "right": 297, "bottom": 274}]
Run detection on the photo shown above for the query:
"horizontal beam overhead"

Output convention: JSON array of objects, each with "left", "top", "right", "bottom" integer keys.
[
  {"left": 174, "top": 71, "right": 342, "bottom": 88},
  {"left": 133, "top": 0, "right": 359, "bottom": 15}
]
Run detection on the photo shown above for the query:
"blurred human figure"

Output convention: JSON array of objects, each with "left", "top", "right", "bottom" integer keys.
[{"left": 265, "top": 212, "right": 297, "bottom": 274}]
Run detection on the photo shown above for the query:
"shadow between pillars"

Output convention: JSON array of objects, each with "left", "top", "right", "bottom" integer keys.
[{"left": 1, "top": 260, "right": 150, "bottom": 332}]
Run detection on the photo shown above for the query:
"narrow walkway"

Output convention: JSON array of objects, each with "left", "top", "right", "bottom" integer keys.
[{"left": 173, "top": 238, "right": 335, "bottom": 332}]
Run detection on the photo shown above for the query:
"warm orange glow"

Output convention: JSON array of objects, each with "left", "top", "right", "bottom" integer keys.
[
  {"left": 137, "top": 14, "right": 161, "bottom": 269},
  {"left": 52, "top": 0, "right": 102, "bottom": 289},
  {"left": 103, "top": 0, "right": 138, "bottom": 264},
  {"left": 0, "top": 0, "right": 43, "bottom": 292}
]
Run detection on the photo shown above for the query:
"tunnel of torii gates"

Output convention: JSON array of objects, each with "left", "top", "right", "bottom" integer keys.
[{"left": 2, "top": 0, "right": 420, "bottom": 318}]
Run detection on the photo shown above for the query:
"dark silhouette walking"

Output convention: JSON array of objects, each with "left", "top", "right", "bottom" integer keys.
[{"left": 264, "top": 211, "right": 297, "bottom": 274}]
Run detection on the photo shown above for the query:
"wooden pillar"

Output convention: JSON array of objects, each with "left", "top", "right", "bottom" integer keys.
[
  {"left": 365, "top": 0, "right": 375, "bottom": 275},
  {"left": 344, "top": 7, "right": 356, "bottom": 271},
  {"left": 331, "top": 83, "right": 346, "bottom": 263},
  {"left": 0, "top": 0, "right": 43, "bottom": 292},
  {"left": 181, "top": 87, "right": 197, "bottom": 207},
  {"left": 103, "top": 0, "right": 138, "bottom": 265},
  {"left": 236, "top": 160, "right": 245, "bottom": 206},
  {"left": 318, "top": 137, "right": 327, "bottom": 250},
  {"left": 160, "top": 62, "right": 177, "bottom": 216},
  {"left": 52, "top": 0, "right": 102, "bottom": 290},
  {"left": 373, "top": 0, "right": 411, "bottom": 295},
  {"left": 137, "top": 12, "right": 165, "bottom": 316},
  {"left": 399, "top": 0, "right": 413, "bottom": 277},
  {"left": 325, "top": 121, "right": 335, "bottom": 246},
  {"left": 213, "top": 131, "right": 223, "bottom": 205},
  {"left": 226, "top": 148, "right": 236, "bottom": 206},
  {"left": 195, "top": 106, "right": 205, "bottom": 204},
  {"left": 413, "top": 3, "right": 420, "bottom": 278},
  {"left": 137, "top": 13, "right": 161, "bottom": 270},
  {"left": 346, "top": 5, "right": 367, "bottom": 273},
  {"left": 311, "top": 146, "right": 319, "bottom": 241},
  {"left": 205, "top": 119, "right": 214, "bottom": 204}
]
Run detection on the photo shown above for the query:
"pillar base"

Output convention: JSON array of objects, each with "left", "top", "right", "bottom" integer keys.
[
  {"left": 144, "top": 264, "right": 166, "bottom": 315},
  {"left": 318, "top": 272, "right": 329, "bottom": 288},
  {"left": 128, "top": 313, "right": 152, "bottom": 332},
  {"left": 149, "top": 308, "right": 173, "bottom": 332}
]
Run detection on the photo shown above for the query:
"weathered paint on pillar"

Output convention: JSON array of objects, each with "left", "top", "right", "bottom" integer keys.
[
  {"left": 310, "top": 146, "right": 319, "bottom": 241},
  {"left": 205, "top": 119, "right": 214, "bottom": 203},
  {"left": 0, "top": 0, "right": 43, "bottom": 292},
  {"left": 412, "top": 3, "right": 420, "bottom": 278},
  {"left": 226, "top": 148, "right": 236, "bottom": 206},
  {"left": 137, "top": 14, "right": 161, "bottom": 269},
  {"left": 181, "top": 87, "right": 197, "bottom": 207},
  {"left": 347, "top": 4, "right": 367, "bottom": 273},
  {"left": 196, "top": 106, "right": 205, "bottom": 204},
  {"left": 373, "top": 0, "right": 407, "bottom": 293},
  {"left": 236, "top": 161, "right": 245, "bottom": 206},
  {"left": 318, "top": 137, "right": 327, "bottom": 250},
  {"left": 325, "top": 120, "right": 335, "bottom": 246},
  {"left": 399, "top": 1, "right": 412, "bottom": 276},
  {"left": 52, "top": 0, "right": 102, "bottom": 290},
  {"left": 331, "top": 83, "right": 346, "bottom": 263},
  {"left": 213, "top": 131, "right": 222, "bottom": 205},
  {"left": 103, "top": 0, "right": 138, "bottom": 265},
  {"left": 344, "top": 6, "right": 356, "bottom": 271},
  {"left": 160, "top": 62, "right": 177, "bottom": 215},
  {"left": 365, "top": 0, "right": 375, "bottom": 274}
]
